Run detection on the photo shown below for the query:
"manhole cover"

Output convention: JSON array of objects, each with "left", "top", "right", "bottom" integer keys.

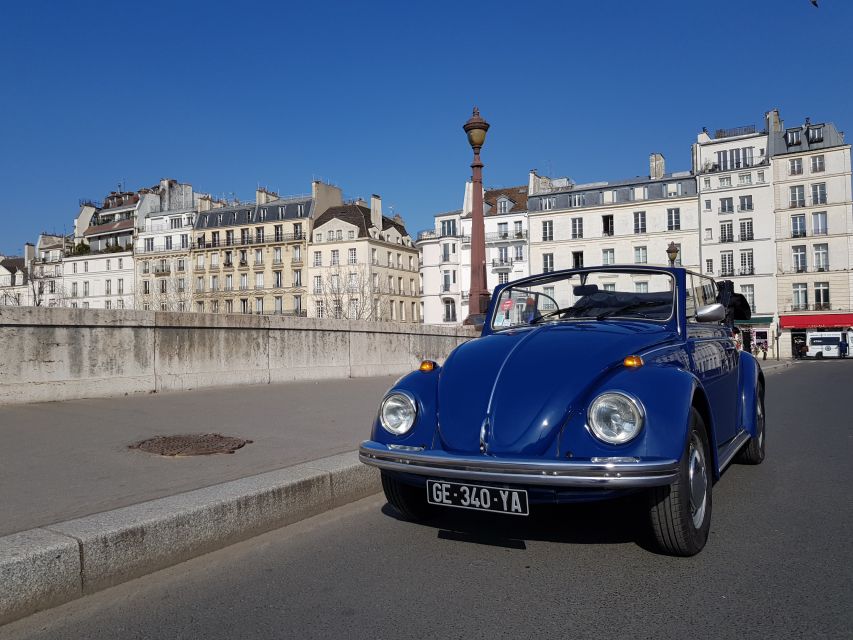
[{"left": 130, "top": 434, "right": 253, "bottom": 456}]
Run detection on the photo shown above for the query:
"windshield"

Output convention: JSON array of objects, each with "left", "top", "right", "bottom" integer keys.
[{"left": 491, "top": 269, "right": 675, "bottom": 331}]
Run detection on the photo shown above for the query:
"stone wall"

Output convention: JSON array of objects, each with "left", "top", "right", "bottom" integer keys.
[{"left": 0, "top": 307, "right": 478, "bottom": 405}]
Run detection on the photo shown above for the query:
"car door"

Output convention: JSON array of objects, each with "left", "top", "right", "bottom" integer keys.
[{"left": 685, "top": 275, "right": 740, "bottom": 445}]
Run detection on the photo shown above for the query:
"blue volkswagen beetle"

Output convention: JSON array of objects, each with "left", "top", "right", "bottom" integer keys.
[{"left": 360, "top": 266, "right": 765, "bottom": 556}]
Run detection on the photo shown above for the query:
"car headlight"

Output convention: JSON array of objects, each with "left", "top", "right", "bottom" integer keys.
[
  {"left": 379, "top": 392, "right": 417, "bottom": 435},
  {"left": 587, "top": 392, "right": 644, "bottom": 444}
]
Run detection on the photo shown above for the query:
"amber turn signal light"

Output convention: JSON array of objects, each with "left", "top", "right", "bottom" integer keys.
[
  {"left": 623, "top": 355, "right": 644, "bottom": 368},
  {"left": 419, "top": 360, "right": 437, "bottom": 372}
]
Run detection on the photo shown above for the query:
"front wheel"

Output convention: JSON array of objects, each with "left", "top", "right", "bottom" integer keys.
[
  {"left": 381, "top": 472, "right": 433, "bottom": 521},
  {"left": 647, "top": 408, "right": 712, "bottom": 556}
]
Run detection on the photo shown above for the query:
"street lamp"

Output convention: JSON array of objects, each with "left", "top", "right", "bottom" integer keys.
[
  {"left": 666, "top": 241, "right": 680, "bottom": 267},
  {"left": 463, "top": 107, "right": 491, "bottom": 322}
]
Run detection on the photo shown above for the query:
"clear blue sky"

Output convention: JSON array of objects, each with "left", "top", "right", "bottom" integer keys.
[{"left": 1, "top": 0, "right": 851, "bottom": 254}]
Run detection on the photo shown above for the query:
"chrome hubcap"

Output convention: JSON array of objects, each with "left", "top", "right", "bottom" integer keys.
[{"left": 688, "top": 434, "right": 708, "bottom": 528}]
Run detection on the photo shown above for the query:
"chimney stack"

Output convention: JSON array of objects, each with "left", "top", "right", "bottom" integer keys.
[
  {"left": 766, "top": 108, "right": 782, "bottom": 133},
  {"left": 370, "top": 194, "right": 383, "bottom": 230},
  {"left": 649, "top": 153, "right": 665, "bottom": 180}
]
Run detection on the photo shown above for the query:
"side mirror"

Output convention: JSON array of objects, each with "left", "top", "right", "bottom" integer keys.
[{"left": 695, "top": 303, "right": 726, "bottom": 323}]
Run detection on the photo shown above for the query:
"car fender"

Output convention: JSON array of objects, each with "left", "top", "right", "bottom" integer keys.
[
  {"left": 370, "top": 369, "right": 439, "bottom": 447},
  {"left": 738, "top": 352, "right": 762, "bottom": 439},
  {"left": 562, "top": 363, "right": 721, "bottom": 473}
]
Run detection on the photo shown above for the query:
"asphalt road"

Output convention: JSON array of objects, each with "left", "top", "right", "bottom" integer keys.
[{"left": 3, "top": 361, "right": 852, "bottom": 639}]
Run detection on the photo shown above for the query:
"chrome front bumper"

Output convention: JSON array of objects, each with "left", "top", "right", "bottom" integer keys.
[{"left": 359, "top": 441, "right": 679, "bottom": 488}]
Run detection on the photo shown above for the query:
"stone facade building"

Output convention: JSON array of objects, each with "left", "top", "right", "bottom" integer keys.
[{"left": 308, "top": 195, "right": 420, "bottom": 322}]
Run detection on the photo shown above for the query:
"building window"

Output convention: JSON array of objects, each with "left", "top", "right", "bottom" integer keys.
[
  {"left": 740, "top": 249, "right": 754, "bottom": 275},
  {"left": 633, "top": 211, "right": 646, "bottom": 234},
  {"left": 514, "top": 245, "right": 523, "bottom": 261},
  {"left": 721, "top": 251, "right": 734, "bottom": 277},
  {"left": 738, "top": 173, "right": 752, "bottom": 185},
  {"left": 313, "top": 251, "right": 321, "bottom": 267},
  {"left": 789, "top": 185, "right": 805, "bottom": 208},
  {"left": 497, "top": 222, "right": 509, "bottom": 238},
  {"left": 792, "top": 245, "right": 807, "bottom": 272},
  {"left": 313, "top": 275, "right": 322, "bottom": 294},
  {"left": 739, "top": 219, "right": 754, "bottom": 241},
  {"left": 814, "top": 282, "right": 830, "bottom": 310},
  {"left": 719, "top": 176, "right": 731, "bottom": 188},
  {"left": 240, "top": 299, "right": 249, "bottom": 314},
  {"left": 785, "top": 129, "right": 801, "bottom": 146},
  {"left": 225, "top": 300, "right": 233, "bottom": 313},
  {"left": 541, "top": 197, "right": 555, "bottom": 211},
  {"left": 757, "top": 170, "right": 765, "bottom": 183},
  {"left": 705, "top": 259, "right": 713, "bottom": 274},
  {"left": 635, "top": 282, "right": 648, "bottom": 294},
  {"left": 789, "top": 158, "right": 803, "bottom": 175},
  {"left": 542, "top": 253, "right": 554, "bottom": 273},
  {"left": 807, "top": 126, "right": 823, "bottom": 143},
  {"left": 197, "top": 301, "right": 205, "bottom": 313},
  {"left": 792, "top": 283, "right": 808, "bottom": 310},
  {"left": 791, "top": 214, "right": 807, "bottom": 238},
  {"left": 811, "top": 155, "right": 825, "bottom": 173},
  {"left": 274, "top": 271, "right": 283, "bottom": 288},
  {"left": 443, "top": 299, "right": 456, "bottom": 322},
  {"left": 811, "top": 182, "right": 827, "bottom": 205},
  {"left": 569, "top": 193, "right": 585, "bottom": 208},
  {"left": 602, "top": 215, "right": 614, "bottom": 236},
  {"left": 440, "top": 219, "right": 457, "bottom": 237},
  {"left": 498, "top": 272, "right": 508, "bottom": 284},
  {"left": 719, "top": 197, "right": 734, "bottom": 213},
  {"left": 602, "top": 248, "right": 615, "bottom": 265},
  {"left": 738, "top": 195, "right": 753, "bottom": 212},
  {"left": 240, "top": 273, "right": 248, "bottom": 290},
  {"left": 814, "top": 244, "right": 829, "bottom": 271},
  {"left": 348, "top": 248, "right": 357, "bottom": 265},
  {"left": 255, "top": 298, "right": 263, "bottom": 314},
  {"left": 740, "top": 284, "right": 755, "bottom": 310},
  {"left": 720, "top": 221, "right": 734, "bottom": 243},
  {"left": 704, "top": 199, "right": 711, "bottom": 211},
  {"left": 703, "top": 177, "right": 711, "bottom": 189},
  {"left": 704, "top": 228, "right": 713, "bottom": 240},
  {"left": 572, "top": 251, "right": 584, "bottom": 269},
  {"left": 348, "top": 230, "right": 355, "bottom": 240},
  {"left": 497, "top": 199, "right": 509, "bottom": 214},
  {"left": 634, "top": 246, "right": 647, "bottom": 264},
  {"left": 542, "top": 220, "right": 553, "bottom": 241},
  {"left": 667, "top": 208, "right": 680, "bottom": 231},
  {"left": 160, "top": 279, "right": 167, "bottom": 294},
  {"left": 571, "top": 218, "right": 583, "bottom": 239},
  {"left": 812, "top": 211, "right": 827, "bottom": 235}
]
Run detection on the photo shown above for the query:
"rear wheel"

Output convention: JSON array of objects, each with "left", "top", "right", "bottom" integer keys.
[
  {"left": 647, "top": 408, "right": 712, "bottom": 556},
  {"left": 738, "top": 385, "right": 766, "bottom": 465},
  {"left": 381, "top": 472, "right": 432, "bottom": 521}
]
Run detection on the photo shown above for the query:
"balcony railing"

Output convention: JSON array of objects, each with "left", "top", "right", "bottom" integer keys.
[
  {"left": 719, "top": 269, "right": 735, "bottom": 277},
  {"left": 194, "top": 232, "right": 305, "bottom": 250},
  {"left": 486, "top": 230, "right": 527, "bottom": 243},
  {"left": 738, "top": 267, "right": 755, "bottom": 276},
  {"left": 718, "top": 207, "right": 735, "bottom": 214},
  {"left": 291, "top": 257, "right": 303, "bottom": 265},
  {"left": 491, "top": 259, "right": 514, "bottom": 270},
  {"left": 740, "top": 233, "right": 754, "bottom": 241},
  {"left": 154, "top": 265, "right": 171, "bottom": 276},
  {"left": 194, "top": 264, "right": 206, "bottom": 272},
  {"left": 788, "top": 303, "right": 836, "bottom": 312},
  {"left": 737, "top": 205, "right": 754, "bottom": 212},
  {"left": 720, "top": 236, "right": 735, "bottom": 243}
]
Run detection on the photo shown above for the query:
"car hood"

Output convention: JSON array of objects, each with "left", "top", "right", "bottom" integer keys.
[{"left": 436, "top": 321, "right": 676, "bottom": 456}]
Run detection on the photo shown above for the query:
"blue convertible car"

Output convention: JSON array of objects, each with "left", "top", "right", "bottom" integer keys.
[{"left": 360, "top": 266, "right": 765, "bottom": 556}]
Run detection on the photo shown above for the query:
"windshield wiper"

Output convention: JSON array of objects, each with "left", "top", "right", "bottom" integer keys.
[
  {"left": 595, "top": 300, "right": 665, "bottom": 321},
  {"left": 530, "top": 307, "right": 589, "bottom": 324}
]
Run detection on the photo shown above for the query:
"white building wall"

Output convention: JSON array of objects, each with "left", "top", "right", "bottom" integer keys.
[
  {"left": 694, "top": 131, "right": 778, "bottom": 320},
  {"left": 62, "top": 252, "right": 135, "bottom": 310}
]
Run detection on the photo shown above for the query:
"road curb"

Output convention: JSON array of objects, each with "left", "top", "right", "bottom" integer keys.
[{"left": 0, "top": 451, "right": 379, "bottom": 626}]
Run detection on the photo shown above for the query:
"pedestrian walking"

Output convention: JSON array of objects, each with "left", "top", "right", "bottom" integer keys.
[
  {"left": 761, "top": 344, "right": 767, "bottom": 361},
  {"left": 840, "top": 338, "right": 848, "bottom": 359}
]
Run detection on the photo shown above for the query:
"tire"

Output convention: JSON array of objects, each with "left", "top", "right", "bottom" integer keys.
[
  {"left": 648, "top": 408, "right": 712, "bottom": 556},
  {"left": 737, "top": 385, "right": 766, "bottom": 465},
  {"left": 381, "top": 472, "right": 432, "bottom": 521},
  {"left": 816, "top": 352, "right": 823, "bottom": 359}
]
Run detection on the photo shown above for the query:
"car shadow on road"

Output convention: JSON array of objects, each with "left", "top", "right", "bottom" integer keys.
[{"left": 380, "top": 497, "right": 656, "bottom": 552}]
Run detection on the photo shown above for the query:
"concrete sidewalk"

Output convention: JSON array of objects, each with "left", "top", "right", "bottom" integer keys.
[{"left": 0, "top": 375, "right": 396, "bottom": 537}]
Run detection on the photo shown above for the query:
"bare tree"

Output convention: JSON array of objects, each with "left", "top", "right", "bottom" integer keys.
[{"left": 313, "top": 264, "right": 390, "bottom": 320}]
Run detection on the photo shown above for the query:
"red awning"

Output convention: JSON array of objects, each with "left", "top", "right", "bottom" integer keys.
[{"left": 780, "top": 313, "right": 853, "bottom": 329}]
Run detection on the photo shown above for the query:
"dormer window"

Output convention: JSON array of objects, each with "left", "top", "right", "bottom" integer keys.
[
  {"left": 807, "top": 126, "right": 824, "bottom": 143},
  {"left": 541, "top": 197, "right": 555, "bottom": 211},
  {"left": 260, "top": 208, "right": 267, "bottom": 220},
  {"left": 785, "top": 129, "right": 801, "bottom": 146},
  {"left": 497, "top": 198, "right": 510, "bottom": 214},
  {"left": 297, "top": 204, "right": 304, "bottom": 217}
]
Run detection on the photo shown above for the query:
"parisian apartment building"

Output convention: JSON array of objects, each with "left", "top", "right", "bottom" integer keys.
[
  {"left": 418, "top": 185, "right": 529, "bottom": 324},
  {"left": 418, "top": 108, "right": 853, "bottom": 359},
  {"left": 307, "top": 194, "right": 420, "bottom": 323}
]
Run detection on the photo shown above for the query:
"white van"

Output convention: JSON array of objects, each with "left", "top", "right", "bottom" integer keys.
[{"left": 806, "top": 331, "right": 845, "bottom": 358}]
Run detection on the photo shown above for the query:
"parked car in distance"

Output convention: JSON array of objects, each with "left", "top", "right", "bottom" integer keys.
[
  {"left": 805, "top": 331, "right": 846, "bottom": 358},
  {"left": 360, "top": 266, "right": 765, "bottom": 556}
]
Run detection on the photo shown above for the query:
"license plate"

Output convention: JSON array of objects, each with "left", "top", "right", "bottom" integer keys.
[{"left": 426, "top": 480, "right": 529, "bottom": 516}]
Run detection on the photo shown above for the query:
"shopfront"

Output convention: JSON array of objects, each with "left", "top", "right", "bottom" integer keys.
[
  {"left": 779, "top": 313, "right": 853, "bottom": 359},
  {"left": 735, "top": 316, "right": 775, "bottom": 358}
]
